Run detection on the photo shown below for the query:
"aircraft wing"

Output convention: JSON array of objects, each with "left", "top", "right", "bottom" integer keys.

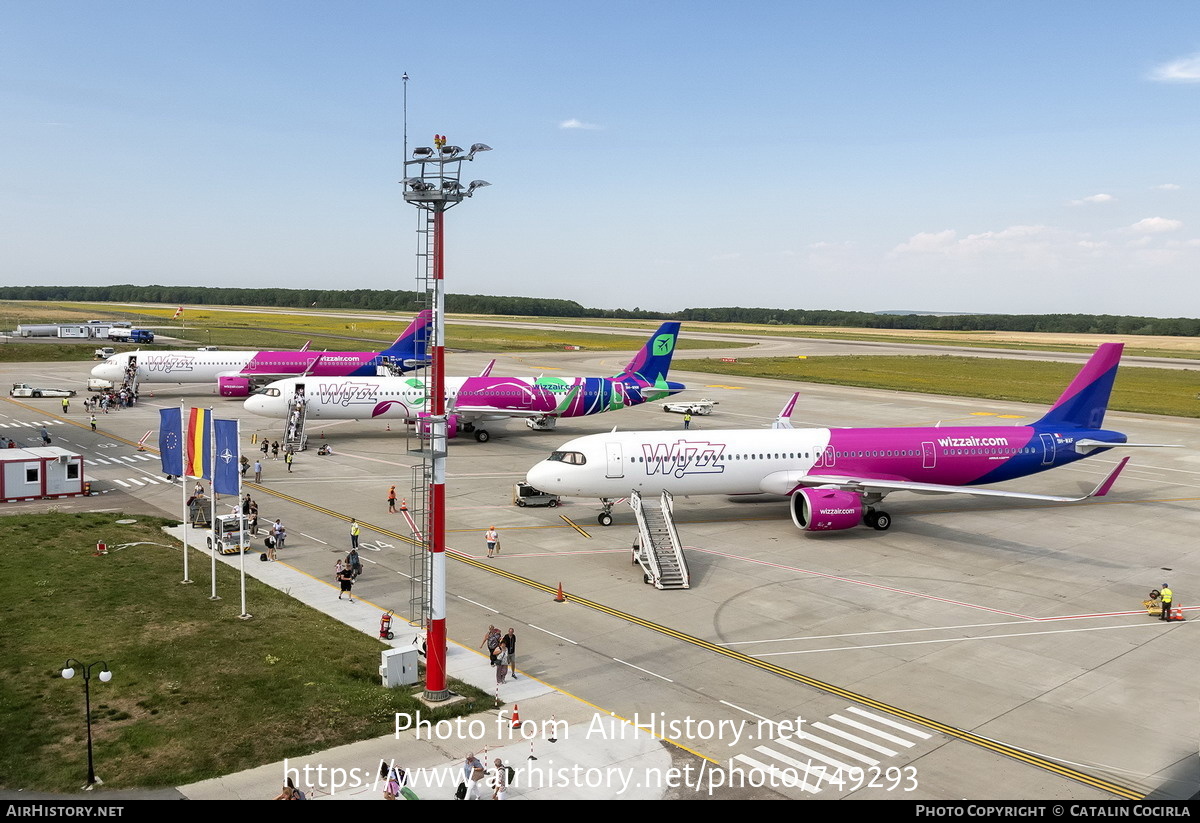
[
  {"left": 761, "top": 457, "right": 1129, "bottom": 503},
  {"left": 449, "top": 406, "right": 550, "bottom": 420}
]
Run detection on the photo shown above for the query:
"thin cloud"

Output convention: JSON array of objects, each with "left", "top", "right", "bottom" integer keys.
[
  {"left": 1153, "top": 183, "right": 1182, "bottom": 190},
  {"left": 559, "top": 118, "right": 600, "bottom": 130},
  {"left": 1150, "top": 52, "right": 1200, "bottom": 82},
  {"left": 1128, "top": 217, "right": 1183, "bottom": 233},
  {"left": 1070, "top": 193, "right": 1115, "bottom": 205}
]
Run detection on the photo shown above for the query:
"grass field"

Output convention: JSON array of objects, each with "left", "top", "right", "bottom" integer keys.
[
  {"left": 1, "top": 301, "right": 739, "bottom": 355},
  {"left": 678, "top": 355, "right": 1200, "bottom": 418},
  {"left": 0, "top": 512, "right": 489, "bottom": 792}
]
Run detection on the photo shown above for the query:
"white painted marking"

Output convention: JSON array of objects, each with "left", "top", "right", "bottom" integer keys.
[
  {"left": 140, "top": 477, "right": 159, "bottom": 484},
  {"left": 753, "top": 745, "right": 829, "bottom": 791},
  {"left": 792, "top": 731, "right": 879, "bottom": 766},
  {"left": 611, "top": 658, "right": 673, "bottom": 682},
  {"left": 456, "top": 595, "right": 498, "bottom": 612},
  {"left": 92, "top": 458, "right": 111, "bottom": 465},
  {"left": 134, "top": 455, "right": 153, "bottom": 461},
  {"left": 118, "top": 455, "right": 139, "bottom": 463},
  {"left": 125, "top": 478, "right": 145, "bottom": 487},
  {"left": 846, "top": 706, "right": 931, "bottom": 739},
  {"left": 719, "top": 700, "right": 773, "bottom": 723},
  {"left": 112, "top": 479, "right": 131, "bottom": 488},
  {"left": 299, "top": 532, "right": 329, "bottom": 545},
  {"left": 754, "top": 620, "right": 1188, "bottom": 657},
  {"left": 729, "top": 754, "right": 817, "bottom": 794},
  {"left": 769, "top": 738, "right": 855, "bottom": 775},
  {"left": 810, "top": 721, "right": 898, "bottom": 756},
  {"left": 527, "top": 624, "right": 578, "bottom": 645},
  {"left": 829, "top": 714, "right": 914, "bottom": 748}
]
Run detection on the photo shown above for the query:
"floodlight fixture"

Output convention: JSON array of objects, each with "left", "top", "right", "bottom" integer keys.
[
  {"left": 468, "top": 143, "right": 492, "bottom": 159},
  {"left": 466, "top": 180, "right": 491, "bottom": 196},
  {"left": 412, "top": 146, "right": 434, "bottom": 159},
  {"left": 404, "top": 177, "right": 434, "bottom": 192},
  {"left": 440, "top": 145, "right": 463, "bottom": 158},
  {"left": 442, "top": 179, "right": 462, "bottom": 192}
]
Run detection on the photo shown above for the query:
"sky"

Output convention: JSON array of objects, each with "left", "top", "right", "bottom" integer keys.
[{"left": 3, "top": 1, "right": 1200, "bottom": 318}]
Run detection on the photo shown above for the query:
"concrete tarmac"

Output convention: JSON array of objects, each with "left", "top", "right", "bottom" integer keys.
[{"left": 3, "top": 342, "right": 1197, "bottom": 801}]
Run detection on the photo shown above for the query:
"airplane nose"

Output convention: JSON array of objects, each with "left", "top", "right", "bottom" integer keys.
[
  {"left": 90, "top": 363, "right": 118, "bottom": 380},
  {"left": 526, "top": 461, "right": 555, "bottom": 489}
]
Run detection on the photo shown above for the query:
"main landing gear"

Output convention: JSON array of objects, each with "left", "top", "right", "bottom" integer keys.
[
  {"left": 597, "top": 498, "right": 616, "bottom": 526},
  {"left": 863, "top": 508, "right": 892, "bottom": 531}
]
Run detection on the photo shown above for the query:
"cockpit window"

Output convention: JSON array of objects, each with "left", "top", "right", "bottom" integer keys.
[
  {"left": 252, "top": 387, "right": 282, "bottom": 397},
  {"left": 547, "top": 451, "right": 586, "bottom": 465}
]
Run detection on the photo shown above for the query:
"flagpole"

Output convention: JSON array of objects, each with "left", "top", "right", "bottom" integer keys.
[
  {"left": 237, "top": 419, "right": 250, "bottom": 619},
  {"left": 181, "top": 400, "right": 192, "bottom": 584},
  {"left": 208, "top": 407, "right": 220, "bottom": 601}
]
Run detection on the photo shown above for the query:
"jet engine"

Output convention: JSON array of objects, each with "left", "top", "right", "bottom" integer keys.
[
  {"left": 416, "top": 412, "right": 459, "bottom": 439},
  {"left": 218, "top": 375, "right": 252, "bottom": 397},
  {"left": 789, "top": 488, "right": 864, "bottom": 532}
]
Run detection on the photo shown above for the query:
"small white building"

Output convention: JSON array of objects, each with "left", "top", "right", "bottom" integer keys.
[{"left": 0, "top": 447, "right": 86, "bottom": 502}]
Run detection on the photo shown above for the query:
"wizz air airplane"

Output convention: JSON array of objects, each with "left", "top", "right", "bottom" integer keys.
[
  {"left": 527, "top": 343, "right": 1177, "bottom": 530},
  {"left": 90, "top": 311, "right": 432, "bottom": 397},
  {"left": 242, "top": 322, "right": 685, "bottom": 442}
]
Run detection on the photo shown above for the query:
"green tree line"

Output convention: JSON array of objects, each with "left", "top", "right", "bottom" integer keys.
[{"left": 3, "top": 285, "right": 1197, "bottom": 337}]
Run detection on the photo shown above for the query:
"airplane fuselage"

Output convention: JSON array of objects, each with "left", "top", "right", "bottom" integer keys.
[
  {"left": 91, "top": 350, "right": 402, "bottom": 385},
  {"left": 526, "top": 424, "right": 1128, "bottom": 498},
  {"left": 243, "top": 373, "right": 682, "bottom": 421}
]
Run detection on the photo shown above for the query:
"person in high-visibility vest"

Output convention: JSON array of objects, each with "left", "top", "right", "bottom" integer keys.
[
  {"left": 683, "top": 411, "right": 692, "bottom": 430},
  {"left": 1160, "top": 583, "right": 1174, "bottom": 621},
  {"left": 387, "top": 485, "right": 397, "bottom": 513},
  {"left": 350, "top": 518, "right": 360, "bottom": 549}
]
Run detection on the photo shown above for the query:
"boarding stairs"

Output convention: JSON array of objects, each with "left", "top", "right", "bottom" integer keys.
[
  {"left": 630, "top": 490, "right": 690, "bottom": 590},
  {"left": 284, "top": 395, "right": 309, "bottom": 452}
]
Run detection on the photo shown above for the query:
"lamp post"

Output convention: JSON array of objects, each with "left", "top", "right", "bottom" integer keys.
[
  {"left": 61, "top": 658, "right": 112, "bottom": 789},
  {"left": 402, "top": 138, "right": 490, "bottom": 700}
]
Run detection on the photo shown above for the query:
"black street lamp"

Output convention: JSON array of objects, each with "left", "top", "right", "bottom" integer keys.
[{"left": 61, "top": 658, "right": 112, "bottom": 789}]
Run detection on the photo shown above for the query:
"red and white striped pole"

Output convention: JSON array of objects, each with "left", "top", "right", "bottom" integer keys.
[{"left": 425, "top": 205, "right": 449, "bottom": 700}]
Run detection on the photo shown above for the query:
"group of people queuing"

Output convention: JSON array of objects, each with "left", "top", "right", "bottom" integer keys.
[{"left": 81, "top": 387, "right": 136, "bottom": 415}]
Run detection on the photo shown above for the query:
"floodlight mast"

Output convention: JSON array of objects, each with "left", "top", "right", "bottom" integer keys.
[{"left": 401, "top": 136, "right": 490, "bottom": 701}]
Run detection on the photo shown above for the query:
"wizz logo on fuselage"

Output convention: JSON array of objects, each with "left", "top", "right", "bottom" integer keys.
[
  {"left": 145, "top": 354, "right": 196, "bottom": 374},
  {"left": 317, "top": 382, "right": 379, "bottom": 407},
  {"left": 641, "top": 440, "right": 726, "bottom": 478}
]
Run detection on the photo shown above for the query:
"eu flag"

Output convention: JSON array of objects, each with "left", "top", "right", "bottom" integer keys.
[
  {"left": 213, "top": 419, "right": 239, "bottom": 496},
  {"left": 159, "top": 408, "right": 183, "bottom": 477}
]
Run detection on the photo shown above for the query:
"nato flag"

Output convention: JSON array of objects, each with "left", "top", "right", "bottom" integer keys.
[
  {"left": 159, "top": 408, "right": 183, "bottom": 477},
  {"left": 213, "top": 418, "right": 240, "bottom": 496}
]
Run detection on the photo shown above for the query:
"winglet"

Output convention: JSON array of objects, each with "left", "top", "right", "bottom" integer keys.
[
  {"left": 479, "top": 359, "right": 496, "bottom": 378},
  {"left": 772, "top": 392, "right": 800, "bottom": 430},
  {"left": 300, "top": 340, "right": 311, "bottom": 352},
  {"left": 1089, "top": 457, "right": 1129, "bottom": 498}
]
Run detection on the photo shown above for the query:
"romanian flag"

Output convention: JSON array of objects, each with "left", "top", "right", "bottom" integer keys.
[{"left": 185, "top": 408, "right": 211, "bottom": 480}]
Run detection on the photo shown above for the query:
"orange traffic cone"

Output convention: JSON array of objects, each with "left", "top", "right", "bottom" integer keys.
[
  {"left": 554, "top": 583, "right": 565, "bottom": 603},
  {"left": 510, "top": 704, "right": 521, "bottom": 729},
  {"left": 400, "top": 498, "right": 408, "bottom": 512}
]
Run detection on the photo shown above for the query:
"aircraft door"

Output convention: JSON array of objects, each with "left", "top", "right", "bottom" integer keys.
[
  {"left": 1040, "top": 433, "right": 1056, "bottom": 465},
  {"left": 605, "top": 442, "right": 624, "bottom": 478},
  {"left": 921, "top": 441, "right": 936, "bottom": 469}
]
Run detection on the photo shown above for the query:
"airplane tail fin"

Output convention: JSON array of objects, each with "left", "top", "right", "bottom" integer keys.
[
  {"left": 615, "top": 322, "right": 681, "bottom": 388},
  {"left": 1033, "top": 343, "right": 1123, "bottom": 430},
  {"left": 381, "top": 310, "right": 434, "bottom": 364},
  {"left": 772, "top": 392, "right": 800, "bottom": 429}
]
